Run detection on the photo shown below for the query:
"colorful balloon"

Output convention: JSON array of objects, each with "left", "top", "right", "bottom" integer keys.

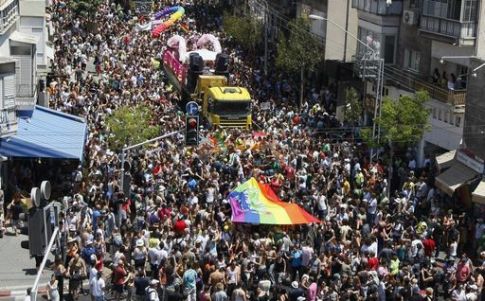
[{"left": 151, "top": 6, "right": 185, "bottom": 38}]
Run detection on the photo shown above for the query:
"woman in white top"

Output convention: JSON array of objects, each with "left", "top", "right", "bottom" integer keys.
[{"left": 47, "top": 274, "right": 60, "bottom": 301}]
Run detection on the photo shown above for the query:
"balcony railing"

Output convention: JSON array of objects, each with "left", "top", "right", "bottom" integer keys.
[
  {"left": 16, "top": 84, "right": 37, "bottom": 110},
  {"left": 384, "top": 65, "right": 466, "bottom": 107},
  {"left": 0, "top": 0, "right": 19, "bottom": 34},
  {"left": 352, "top": 0, "right": 403, "bottom": 15},
  {"left": 419, "top": 15, "right": 476, "bottom": 40}
]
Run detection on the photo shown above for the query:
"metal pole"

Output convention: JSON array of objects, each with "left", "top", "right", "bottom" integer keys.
[
  {"left": 119, "top": 130, "right": 181, "bottom": 190},
  {"left": 31, "top": 227, "right": 59, "bottom": 301},
  {"left": 343, "top": 0, "right": 350, "bottom": 62},
  {"left": 120, "top": 150, "right": 125, "bottom": 191},
  {"left": 264, "top": 1, "right": 268, "bottom": 76},
  {"left": 300, "top": 65, "right": 304, "bottom": 110}
]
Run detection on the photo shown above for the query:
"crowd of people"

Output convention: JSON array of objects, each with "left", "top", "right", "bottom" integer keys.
[{"left": 11, "top": 0, "right": 485, "bottom": 300}]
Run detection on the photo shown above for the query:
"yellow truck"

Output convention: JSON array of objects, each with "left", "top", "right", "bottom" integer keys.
[{"left": 162, "top": 47, "right": 252, "bottom": 128}]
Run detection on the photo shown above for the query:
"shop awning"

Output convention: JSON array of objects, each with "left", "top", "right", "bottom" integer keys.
[
  {"left": 435, "top": 161, "right": 479, "bottom": 196},
  {"left": 436, "top": 150, "right": 456, "bottom": 170},
  {"left": 0, "top": 106, "right": 87, "bottom": 160},
  {"left": 472, "top": 180, "right": 485, "bottom": 205}
]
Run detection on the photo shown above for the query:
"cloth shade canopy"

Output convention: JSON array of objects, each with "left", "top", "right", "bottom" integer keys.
[
  {"left": 435, "top": 150, "right": 455, "bottom": 171},
  {"left": 229, "top": 177, "right": 320, "bottom": 225},
  {"left": 472, "top": 180, "right": 485, "bottom": 205},
  {"left": 435, "top": 161, "right": 478, "bottom": 196},
  {"left": 0, "top": 106, "right": 87, "bottom": 160},
  {"left": 183, "top": 49, "right": 218, "bottom": 63}
]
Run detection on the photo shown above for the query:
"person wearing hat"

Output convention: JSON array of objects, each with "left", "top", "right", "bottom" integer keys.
[
  {"left": 81, "top": 240, "right": 96, "bottom": 267},
  {"left": 289, "top": 281, "right": 305, "bottom": 301},
  {"left": 145, "top": 279, "right": 159, "bottom": 301},
  {"left": 67, "top": 253, "right": 87, "bottom": 301},
  {"left": 132, "top": 239, "right": 147, "bottom": 269}
]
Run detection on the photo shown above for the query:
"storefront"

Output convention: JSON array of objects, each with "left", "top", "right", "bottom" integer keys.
[
  {"left": 435, "top": 149, "right": 484, "bottom": 210},
  {"left": 0, "top": 106, "right": 87, "bottom": 204}
]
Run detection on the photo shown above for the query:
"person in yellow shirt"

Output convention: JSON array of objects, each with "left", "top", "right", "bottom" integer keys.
[{"left": 343, "top": 177, "right": 351, "bottom": 196}]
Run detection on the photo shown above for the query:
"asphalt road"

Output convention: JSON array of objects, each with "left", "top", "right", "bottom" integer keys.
[{"left": 0, "top": 230, "right": 51, "bottom": 295}]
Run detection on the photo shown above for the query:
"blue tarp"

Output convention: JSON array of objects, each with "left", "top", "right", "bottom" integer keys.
[{"left": 0, "top": 106, "right": 87, "bottom": 160}]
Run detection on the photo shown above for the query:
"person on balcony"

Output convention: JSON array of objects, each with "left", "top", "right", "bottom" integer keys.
[
  {"left": 432, "top": 68, "right": 440, "bottom": 84},
  {"left": 448, "top": 73, "right": 457, "bottom": 90},
  {"left": 440, "top": 71, "right": 448, "bottom": 88}
]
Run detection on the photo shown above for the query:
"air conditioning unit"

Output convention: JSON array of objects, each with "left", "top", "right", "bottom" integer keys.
[{"left": 402, "top": 10, "right": 416, "bottom": 25}]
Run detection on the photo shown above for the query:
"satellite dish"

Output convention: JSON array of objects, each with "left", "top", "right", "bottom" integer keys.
[
  {"left": 40, "top": 181, "right": 51, "bottom": 200},
  {"left": 31, "top": 187, "right": 41, "bottom": 207}
]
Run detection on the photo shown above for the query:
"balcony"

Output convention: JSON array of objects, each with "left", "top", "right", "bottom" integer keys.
[
  {"left": 0, "top": 0, "right": 19, "bottom": 34},
  {"left": 352, "top": 0, "right": 403, "bottom": 15},
  {"left": 419, "top": 16, "right": 476, "bottom": 45},
  {"left": 419, "top": 0, "right": 477, "bottom": 45},
  {"left": 16, "top": 84, "right": 37, "bottom": 111},
  {"left": 384, "top": 65, "right": 466, "bottom": 109},
  {"left": 0, "top": 106, "right": 17, "bottom": 138}
]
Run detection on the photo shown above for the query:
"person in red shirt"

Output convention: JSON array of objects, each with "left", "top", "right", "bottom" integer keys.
[
  {"left": 112, "top": 259, "right": 127, "bottom": 300},
  {"left": 422, "top": 235, "right": 436, "bottom": 258},
  {"left": 456, "top": 255, "right": 471, "bottom": 283},
  {"left": 367, "top": 251, "right": 379, "bottom": 270},
  {"left": 173, "top": 218, "right": 187, "bottom": 234}
]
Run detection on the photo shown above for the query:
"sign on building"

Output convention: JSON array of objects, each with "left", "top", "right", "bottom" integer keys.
[{"left": 133, "top": 0, "right": 153, "bottom": 15}]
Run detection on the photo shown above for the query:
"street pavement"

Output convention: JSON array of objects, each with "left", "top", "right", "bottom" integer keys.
[{"left": 0, "top": 231, "right": 51, "bottom": 300}]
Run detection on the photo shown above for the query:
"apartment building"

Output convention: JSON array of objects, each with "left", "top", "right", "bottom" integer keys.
[
  {"left": 349, "top": 0, "right": 485, "bottom": 210},
  {"left": 0, "top": 0, "right": 38, "bottom": 139},
  {"left": 352, "top": 0, "right": 485, "bottom": 163},
  {"left": 0, "top": 0, "right": 87, "bottom": 192}
]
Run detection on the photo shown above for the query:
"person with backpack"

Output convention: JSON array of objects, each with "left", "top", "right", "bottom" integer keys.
[{"left": 145, "top": 280, "right": 159, "bottom": 301}]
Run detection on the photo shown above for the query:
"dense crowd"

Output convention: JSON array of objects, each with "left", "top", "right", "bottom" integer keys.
[{"left": 9, "top": 0, "right": 485, "bottom": 301}]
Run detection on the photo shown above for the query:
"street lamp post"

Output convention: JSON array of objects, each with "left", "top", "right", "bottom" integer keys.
[
  {"left": 309, "top": 14, "right": 385, "bottom": 160},
  {"left": 119, "top": 131, "right": 181, "bottom": 193}
]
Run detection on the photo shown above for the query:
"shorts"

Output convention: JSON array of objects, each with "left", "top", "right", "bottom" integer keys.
[{"left": 113, "top": 284, "right": 124, "bottom": 294}]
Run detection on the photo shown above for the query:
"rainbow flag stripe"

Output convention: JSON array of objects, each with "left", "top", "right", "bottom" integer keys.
[{"left": 229, "top": 178, "right": 320, "bottom": 225}]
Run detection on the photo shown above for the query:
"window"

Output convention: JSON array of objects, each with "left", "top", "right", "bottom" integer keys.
[
  {"left": 384, "top": 35, "right": 396, "bottom": 64},
  {"left": 432, "top": 108, "right": 437, "bottom": 119},
  {"left": 404, "top": 49, "right": 421, "bottom": 72},
  {"left": 438, "top": 109, "right": 442, "bottom": 121},
  {"left": 455, "top": 116, "right": 461, "bottom": 127},
  {"left": 444, "top": 111, "right": 448, "bottom": 123},
  {"left": 463, "top": 0, "right": 478, "bottom": 22}
]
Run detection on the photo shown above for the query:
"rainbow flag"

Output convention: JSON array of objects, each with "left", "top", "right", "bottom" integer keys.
[
  {"left": 229, "top": 178, "right": 320, "bottom": 225},
  {"left": 179, "top": 22, "right": 190, "bottom": 33}
]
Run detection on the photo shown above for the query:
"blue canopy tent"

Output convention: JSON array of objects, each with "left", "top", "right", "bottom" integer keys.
[{"left": 0, "top": 106, "right": 87, "bottom": 160}]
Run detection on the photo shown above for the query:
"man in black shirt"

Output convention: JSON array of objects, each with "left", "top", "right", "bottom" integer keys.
[{"left": 134, "top": 270, "right": 150, "bottom": 301}]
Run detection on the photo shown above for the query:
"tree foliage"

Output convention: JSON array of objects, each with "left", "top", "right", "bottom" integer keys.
[
  {"left": 343, "top": 87, "right": 362, "bottom": 125},
  {"left": 106, "top": 105, "right": 160, "bottom": 151},
  {"left": 362, "top": 91, "right": 431, "bottom": 147},
  {"left": 223, "top": 13, "right": 263, "bottom": 52},
  {"left": 69, "top": 0, "right": 103, "bottom": 19},
  {"left": 275, "top": 17, "right": 325, "bottom": 73}
]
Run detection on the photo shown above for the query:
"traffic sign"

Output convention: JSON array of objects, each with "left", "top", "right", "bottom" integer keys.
[{"left": 186, "top": 101, "right": 199, "bottom": 116}]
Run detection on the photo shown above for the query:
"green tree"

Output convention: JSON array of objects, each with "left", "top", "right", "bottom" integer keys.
[
  {"left": 362, "top": 91, "right": 430, "bottom": 193},
  {"left": 106, "top": 105, "right": 160, "bottom": 151},
  {"left": 69, "top": 0, "right": 103, "bottom": 32},
  {"left": 223, "top": 13, "right": 263, "bottom": 53},
  {"left": 363, "top": 91, "right": 430, "bottom": 147},
  {"left": 343, "top": 87, "right": 362, "bottom": 126},
  {"left": 276, "top": 17, "right": 325, "bottom": 108}
]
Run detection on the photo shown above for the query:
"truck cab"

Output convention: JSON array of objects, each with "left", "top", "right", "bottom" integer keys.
[
  {"left": 162, "top": 43, "right": 252, "bottom": 129},
  {"left": 201, "top": 85, "right": 252, "bottom": 128}
]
